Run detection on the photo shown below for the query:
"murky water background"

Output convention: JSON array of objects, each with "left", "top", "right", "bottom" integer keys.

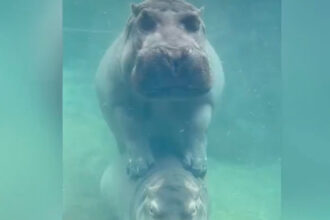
[{"left": 63, "top": 0, "right": 281, "bottom": 219}]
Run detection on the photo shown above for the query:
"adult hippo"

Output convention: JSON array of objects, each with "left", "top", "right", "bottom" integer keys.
[
  {"left": 101, "top": 157, "right": 208, "bottom": 220},
  {"left": 96, "top": 0, "right": 224, "bottom": 177}
]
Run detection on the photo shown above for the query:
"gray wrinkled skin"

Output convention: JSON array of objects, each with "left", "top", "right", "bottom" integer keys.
[
  {"left": 101, "top": 157, "right": 208, "bottom": 220},
  {"left": 96, "top": 0, "right": 225, "bottom": 178}
]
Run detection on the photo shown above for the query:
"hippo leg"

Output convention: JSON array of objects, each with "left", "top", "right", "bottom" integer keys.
[
  {"left": 181, "top": 104, "right": 211, "bottom": 177},
  {"left": 182, "top": 133, "right": 208, "bottom": 177},
  {"left": 126, "top": 143, "right": 154, "bottom": 178},
  {"left": 112, "top": 107, "right": 154, "bottom": 178}
]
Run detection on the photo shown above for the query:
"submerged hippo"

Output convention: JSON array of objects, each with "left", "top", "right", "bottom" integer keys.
[
  {"left": 101, "top": 157, "right": 208, "bottom": 220},
  {"left": 96, "top": 0, "right": 224, "bottom": 177}
]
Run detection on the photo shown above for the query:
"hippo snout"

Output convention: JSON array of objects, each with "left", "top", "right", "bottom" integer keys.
[{"left": 131, "top": 46, "right": 211, "bottom": 98}]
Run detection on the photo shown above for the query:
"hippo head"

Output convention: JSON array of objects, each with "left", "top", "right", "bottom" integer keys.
[
  {"left": 133, "top": 173, "right": 208, "bottom": 220},
  {"left": 122, "top": 0, "right": 211, "bottom": 99}
]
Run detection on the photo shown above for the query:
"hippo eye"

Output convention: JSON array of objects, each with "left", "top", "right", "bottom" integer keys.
[
  {"left": 148, "top": 206, "right": 157, "bottom": 216},
  {"left": 187, "top": 201, "right": 198, "bottom": 217},
  {"left": 181, "top": 15, "right": 201, "bottom": 32},
  {"left": 146, "top": 200, "right": 160, "bottom": 217},
  {"left": 191, "top": 207, "right": 198, "bottom": 216},
  {"left": 139, "top": 11, "right": 157, "bottom": 32}
]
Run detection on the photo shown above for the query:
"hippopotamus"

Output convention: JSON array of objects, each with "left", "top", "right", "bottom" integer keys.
[
  {"left": 96, "top": 0, "right": 224, "bottom": 178},
  {"left": 101, "top": 157, "right": 208, "bottom": 220}
]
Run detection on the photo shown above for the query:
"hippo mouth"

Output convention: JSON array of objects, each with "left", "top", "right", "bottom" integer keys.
[
  {"left": 131, "top": 47, "right": 211, "bottom": 98},
  {"left": 142, "top": 86, "right": 209, "bottom": 98}
]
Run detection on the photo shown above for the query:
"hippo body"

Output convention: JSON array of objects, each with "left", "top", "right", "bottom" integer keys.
[
  {"left": 101, "top": 157, "right": 208, "bottom": 220},
  {"left": 96, "top": 0, "right": 224, "bottom": 177}
]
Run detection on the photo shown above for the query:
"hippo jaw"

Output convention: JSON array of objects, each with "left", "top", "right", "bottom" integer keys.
[{"left": 131, "top": 46, "right": 212, "bottom": 99}]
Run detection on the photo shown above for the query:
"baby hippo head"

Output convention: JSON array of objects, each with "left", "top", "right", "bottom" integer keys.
[
  {"left": 123, "top": 0, "right": 211, "bottom": 99},
  {"left": 133, "top": 174, "right": 208, "bottom": 220}
]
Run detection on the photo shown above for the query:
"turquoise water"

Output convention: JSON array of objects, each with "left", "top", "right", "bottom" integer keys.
[{"left": 63, "top": 0, "right": 280, "bottom": 219}]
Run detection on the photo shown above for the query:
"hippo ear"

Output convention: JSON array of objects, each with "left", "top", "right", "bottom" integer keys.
[
  {"left": 147, "top": 179, "right": 164, "bottom": 196},
  {"left": 197, "top": 6, "right": 205, "bottom": 16},
  {"left": 184, "top": 180, "right": 199, "bottom": 194},
  {"left": 131, "top": 3, "right": 141, "bottom": 16}
]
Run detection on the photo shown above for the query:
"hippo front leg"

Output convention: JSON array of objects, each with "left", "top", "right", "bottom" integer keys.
[
  {"left": 112, "top": 107, "right": 154, "bottom": 178},
  {"left": 181, "top": 104, "right": 212, "bottom": 177},
  {"left": 126, "top": 138, "right": 154, "bottom": 178},
  {"left": 182, "top": 133, "right": 208, "bottom": 177}
]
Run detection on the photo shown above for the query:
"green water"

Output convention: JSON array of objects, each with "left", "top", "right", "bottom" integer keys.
[
  {"left": 63, "top": 0, "right": 280, "bottom": 219},
  {"left": 1, "top": 0, "right": 330, "bottom": 220},
  {"left": 0, "top": 1, "right": 62, "bottom": 219}
]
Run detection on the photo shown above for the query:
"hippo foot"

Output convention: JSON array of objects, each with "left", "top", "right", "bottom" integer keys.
[
  {"left": 126, "top": 155, "right": 154, "bottom": 178},
  {"left": 183, "top": 154, "right": 207, "bottom": 177}
]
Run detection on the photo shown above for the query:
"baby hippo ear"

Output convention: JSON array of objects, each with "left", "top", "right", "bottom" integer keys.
[
  {"left": 185, "top": 180, "right": 200, "bottom": 194},
  {"left": 131, "top": 3, "right": 141, "bottom": 16},
  {"left": 146, "top": 179, "right": 164, "bottom": 196},
  {"left": 197, "top": 6, "right": 205, "bottom": 16}
]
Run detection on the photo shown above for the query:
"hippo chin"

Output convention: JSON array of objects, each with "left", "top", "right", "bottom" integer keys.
[
  {"left": 131, "top": 45, "right": 211, "bottom": 99},
  {"left": 96, "top": 0, "right": 225, "bottom": 178},
  {"left": 101, "top": 157, "right": 208, "bottom": 220}
]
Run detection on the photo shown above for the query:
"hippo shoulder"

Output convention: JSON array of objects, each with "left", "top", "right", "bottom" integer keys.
[
  {"left": 205, "top": 40, "right": 225, "bottom": 102},
  {"left": 95, "top": 34, "right": 128, "bottom": 103}
]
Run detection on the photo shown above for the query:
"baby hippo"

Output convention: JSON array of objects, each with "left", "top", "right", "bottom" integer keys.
[
  {"left": 96, "top": 0, "right": 224, "bottom": 177},
  {"left": 101, "top": 157, "right": 208, "bottom": 220}
]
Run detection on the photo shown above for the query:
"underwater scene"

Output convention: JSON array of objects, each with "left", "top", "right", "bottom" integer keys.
[{"left": 63, "top": 0, "right": 281, "bottom": 219}]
